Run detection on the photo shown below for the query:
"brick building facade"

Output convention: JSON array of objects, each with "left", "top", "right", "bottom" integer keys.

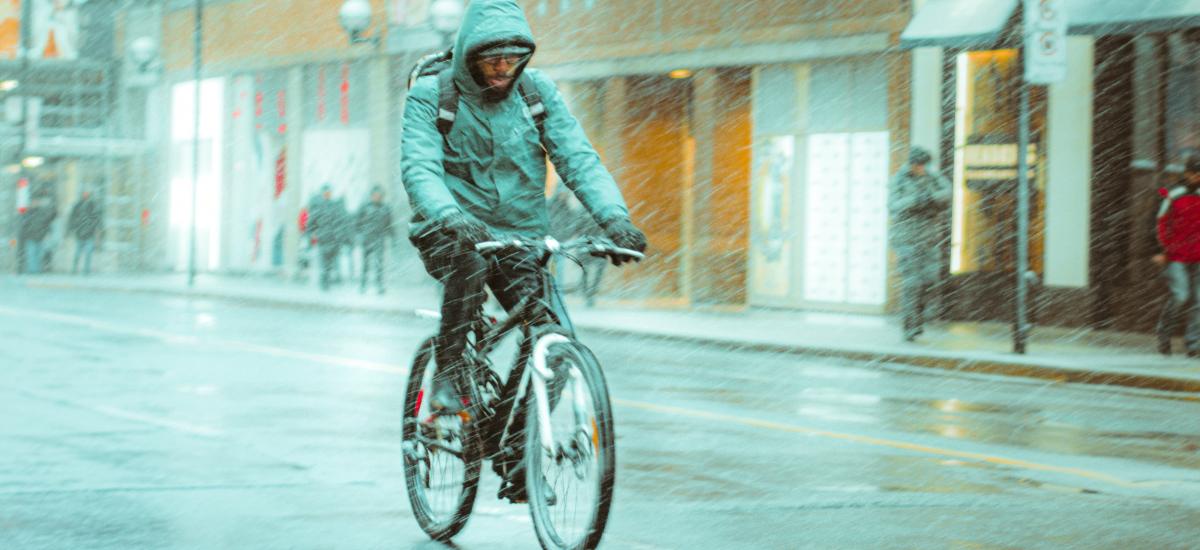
[{"left": 136, "top": 0, "right": 913, "bottom": 312}]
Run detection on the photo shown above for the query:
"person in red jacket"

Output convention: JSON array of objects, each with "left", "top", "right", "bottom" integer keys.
[{"left": 1154, "top": 157, "right": 1200, "bottom": 357}]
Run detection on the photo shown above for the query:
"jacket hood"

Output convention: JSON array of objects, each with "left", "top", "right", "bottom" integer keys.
[{"left": 451, "top": 0, "right": 537, "bottom": 99}]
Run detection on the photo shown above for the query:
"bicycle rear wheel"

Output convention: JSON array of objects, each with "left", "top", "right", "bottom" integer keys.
[
  {"left": 401, "top": 338, "right": 481, "bottom": 541},
  {"left": 526, "top": 337, "right": 616, "bottom": 550}
]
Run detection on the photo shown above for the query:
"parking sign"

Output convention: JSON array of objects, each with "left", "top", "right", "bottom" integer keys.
[{"left": 1024, "top": 0, "right": 1067, "bottom": 84}]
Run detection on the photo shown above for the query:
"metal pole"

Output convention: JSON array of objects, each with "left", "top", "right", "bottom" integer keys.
[
  {"left": 17, "top": 0, "right": 29, "bottom": 153},
  {"left": 15, "top": 0, "right": 30, "bottom": 274},
  {"left": 1014, "top": 83, "right": 1032, "bottom": 354},
  {"left": 189, "top": 0, "right": 203, "bottom": 287}
]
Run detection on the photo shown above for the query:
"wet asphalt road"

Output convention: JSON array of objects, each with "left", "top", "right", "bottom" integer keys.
[{"left": 1, "top": 280, "right": 1199, "bottom": 549}]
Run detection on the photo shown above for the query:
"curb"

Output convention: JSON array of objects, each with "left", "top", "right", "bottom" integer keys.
[
  {"left": 575, "top": 326, "right": 1200, "bottom": 396},
  {"left": 25, "top": 279, "right": 1200, "bottom": 396}
]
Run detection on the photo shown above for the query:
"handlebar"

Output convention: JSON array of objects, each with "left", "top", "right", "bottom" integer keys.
[{"left": 475, "top": 236, "right": 645, "bottom": 262}]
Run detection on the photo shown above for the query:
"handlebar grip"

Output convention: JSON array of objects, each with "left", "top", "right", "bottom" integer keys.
[
  {"left": 475, "top": 241, "right": 506, "bottom": 252},
  {"left": 475, "top": 240, "right": 528, "bottom": 252},
  {"left": 586, "top": 243, "right": 644, "bottom": 261},
  {"left": 610, "top": 247, "right": 645, "bottom": 261}
]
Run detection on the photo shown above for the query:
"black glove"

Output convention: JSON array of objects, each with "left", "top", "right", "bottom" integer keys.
[
  {"left": 600, "top": 217, "right": 647, "bottom": 266},
  {"left": 439, "top": 211, "right": 493, "bottom": 248}
]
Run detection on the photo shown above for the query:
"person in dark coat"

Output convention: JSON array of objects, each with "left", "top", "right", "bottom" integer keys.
[
  {"left": 356, "top": 185, "right": 395, "bottom": 294},
  {"left": 402, "top": 0, "right": 646, "bottom": 425},
  {"left": 889, "top": 147, "right": 952, "bottom": 342},
  {"left": 68, "top": 190, "right": 103, "bottom": 275},
  {"left": 307, "top": 184, "right": 349, "bottom": 291},
  {"left": 20, "top": 195, "right": 57, "bottom": 275},
  {"left": 1153, "top": 156, "right": 1200, "bottom": 357},
  {"left": 332, "top": 195, "right": 352, "bottom": 284}
]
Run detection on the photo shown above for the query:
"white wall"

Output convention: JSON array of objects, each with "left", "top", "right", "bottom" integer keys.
[
  {"left": 1044, "top": 36, "right": 1094, "bottom": 288},
  {"left": 909, "top": 47, "right": 943, "bottom": 164}
]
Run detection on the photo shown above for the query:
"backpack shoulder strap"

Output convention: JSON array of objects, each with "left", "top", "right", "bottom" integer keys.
[
  {"left": 435, "top": 72, "right": 548, "bottom": 145},
  {"left": 436, "top": 69, "right": 458, "bottom": 137},
  {"left": 517, "top": 74, "right": 549, "bottom": 147}
]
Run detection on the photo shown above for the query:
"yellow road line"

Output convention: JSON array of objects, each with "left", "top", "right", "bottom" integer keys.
[
  {"left": 614, "top": 399, "right": 1144, "bottom": 489},
  {"left": 0, "top": 304, "right": 1161, "bottom": 490}
]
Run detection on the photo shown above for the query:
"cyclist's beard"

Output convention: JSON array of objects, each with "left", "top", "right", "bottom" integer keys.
[
  {"left": 482, "top": 78, "right": 516, "bottom": 102},
  {"left": 470, "top": 62, "right": 523, "bottom": 103}
]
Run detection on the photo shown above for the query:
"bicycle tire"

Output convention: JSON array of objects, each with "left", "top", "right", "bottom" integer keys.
[
  {"left": 402, "top": 337, "right": 482, "bottom": 541},
  {"left": 525, "top": 336, "right": 616, "bottom": 550}
]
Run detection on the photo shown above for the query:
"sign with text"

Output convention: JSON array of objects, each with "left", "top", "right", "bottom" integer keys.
[{"left": 1024, "top": 0, "right": 1067, "bottom": 84}]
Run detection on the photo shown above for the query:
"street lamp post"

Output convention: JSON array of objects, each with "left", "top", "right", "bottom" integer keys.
[
  {"left": 14, "top": 0, "right": 30, "bottom": 274},
  {"left": 339, "top": 0, "right": 381, "bottom": 48},
  {"left": 129, "top": 37, "right": 159, "bottom": 74},
  {"left": 189, "top": 0, "right": 203, "bottom": 287},
  {"left": 429, "top": 0, "right": 465, "bottom": 48}
]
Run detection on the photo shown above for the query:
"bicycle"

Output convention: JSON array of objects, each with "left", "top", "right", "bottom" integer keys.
[{"left": 401, "top": 235, "right": 643, "bottom": 550}]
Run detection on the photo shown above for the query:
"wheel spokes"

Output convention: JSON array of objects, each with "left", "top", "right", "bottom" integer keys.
[{"left": 534, "top": 362, "right": 603, "bottom": 546}]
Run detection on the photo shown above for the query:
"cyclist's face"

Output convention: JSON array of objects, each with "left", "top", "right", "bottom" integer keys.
[{"left": 475, "top": 54, "right": 527, "bottom": 92}]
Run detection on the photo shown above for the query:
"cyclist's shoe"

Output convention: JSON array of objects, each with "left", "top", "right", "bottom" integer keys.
[{"left": 429, "top": 375, "right": 465, "bottom": 415}]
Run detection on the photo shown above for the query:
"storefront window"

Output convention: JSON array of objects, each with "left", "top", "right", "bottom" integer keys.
[
  {"left": 804, "top": 131, "right": 889, "bottom": 305},
  {"left": 749, "top": 59, "right": 889, "bottom": 310},
  {"left": 169, "top": 78, "right": 225, "bottom": 272},
  {"left": 1166, "top": 36, "right": 1200, "bottom": 160},
  {"left": 951, "top": 50, "right": 1047, "bottom": 275}
]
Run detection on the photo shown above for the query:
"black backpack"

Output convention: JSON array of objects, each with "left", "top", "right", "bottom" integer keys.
[{"left": 407, "top": 48, "right": 549, "bottom": 146}]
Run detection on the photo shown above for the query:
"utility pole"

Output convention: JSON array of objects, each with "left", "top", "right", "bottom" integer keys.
[
  {"left": 1014, "top": 83, "right": 1031, "bottom": 354},
  {"left": 189, "top": 0, "right": 203, "bottom": 286},
  {"left": 1014, "top": 0, "right": 1066, "bottom": 353},
  {"left": 14, "top": 0, "right": 31, "bottom": 274}
]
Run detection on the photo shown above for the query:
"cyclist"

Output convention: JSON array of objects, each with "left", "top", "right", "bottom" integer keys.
[{"left": 401, "top": 0, "right": 647, "bottom": 416}]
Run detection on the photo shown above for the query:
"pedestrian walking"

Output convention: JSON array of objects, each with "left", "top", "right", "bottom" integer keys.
[
  {"left": 19, "top": 194, "right": 57, "bottom": 275},
  {"left": 889, "top": 146, "right": 952, "bottom": 342},
  {"left": 1153, "top": 156, "right": 1200, "bottom": 357},
  {"left": 307, "top": 184, "right": 350, "bottom": 291},
  {"left": 333, "top": 195, "right": 352, "bottom": 285},
  {"left": 67, "top": 190, "right": 103, "bottom": 275},
  {"left": 356, "top": 185, "right": 395, "bottom": 294}
]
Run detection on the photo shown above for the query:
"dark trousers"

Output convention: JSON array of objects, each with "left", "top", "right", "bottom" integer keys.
[
  {"left": 896, "top": 244, "right": 940, "bottom": 338},
  {"left": 319, "top": 244, "right": 340, "bottom": 290},
  {"left": 73, "top": 237, "right": 95, "bottom": 275},
  {"left": 1157, "top": 262, "right": 1200, "bottom": 351},
  {"left": 411, "top": 229, "right": 573, "bottom": 372},
  {"left": 361, "top": 243, "right": 385, "bottom": 292}
]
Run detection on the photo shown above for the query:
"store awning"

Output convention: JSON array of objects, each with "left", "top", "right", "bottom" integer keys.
[
  {"left": 901, "top": 0, "right": 1200, "bottom": 50},
  {"left": 900, "top": 0, "right": 1019, "bottom": 49},
  {"left": 1066, "top": 0, "right": 1200, "bottom": 35}
]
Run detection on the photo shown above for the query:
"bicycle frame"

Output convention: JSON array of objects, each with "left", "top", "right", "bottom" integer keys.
[
  {"left": 466, "top": 241, "right": 573, "bottom": 464},
  {"left": 466, "top": 237, "right": 625, "bottom": 463}
]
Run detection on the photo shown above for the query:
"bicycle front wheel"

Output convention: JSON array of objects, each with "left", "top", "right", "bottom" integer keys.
[
  {"left": 401, "top": 337, "right": 481, "bottom": 541},
  {"left": 526, "top": 337, "right": 616, "bottom": 550}
]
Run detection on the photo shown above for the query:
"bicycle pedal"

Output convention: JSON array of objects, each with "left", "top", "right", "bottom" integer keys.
[
  {"left": 498, "top": 480, "right": 557, "bottom": 506},
  {"left": 497, "top": 480, "right": 527, "bottom": 504}
]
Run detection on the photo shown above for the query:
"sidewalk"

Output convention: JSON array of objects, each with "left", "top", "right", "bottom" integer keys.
[{"left": 20, "top": 273, "right": 1200, "bottom": 394}]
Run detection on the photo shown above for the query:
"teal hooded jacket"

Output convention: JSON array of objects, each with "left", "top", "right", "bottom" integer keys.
[{"left": 401, "top": 0, "right": 631, "bottom": 238}]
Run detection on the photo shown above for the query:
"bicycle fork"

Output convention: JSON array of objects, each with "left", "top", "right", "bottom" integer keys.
[{"left": 529, "top": 334, "right": 593, "bottom": 456}]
